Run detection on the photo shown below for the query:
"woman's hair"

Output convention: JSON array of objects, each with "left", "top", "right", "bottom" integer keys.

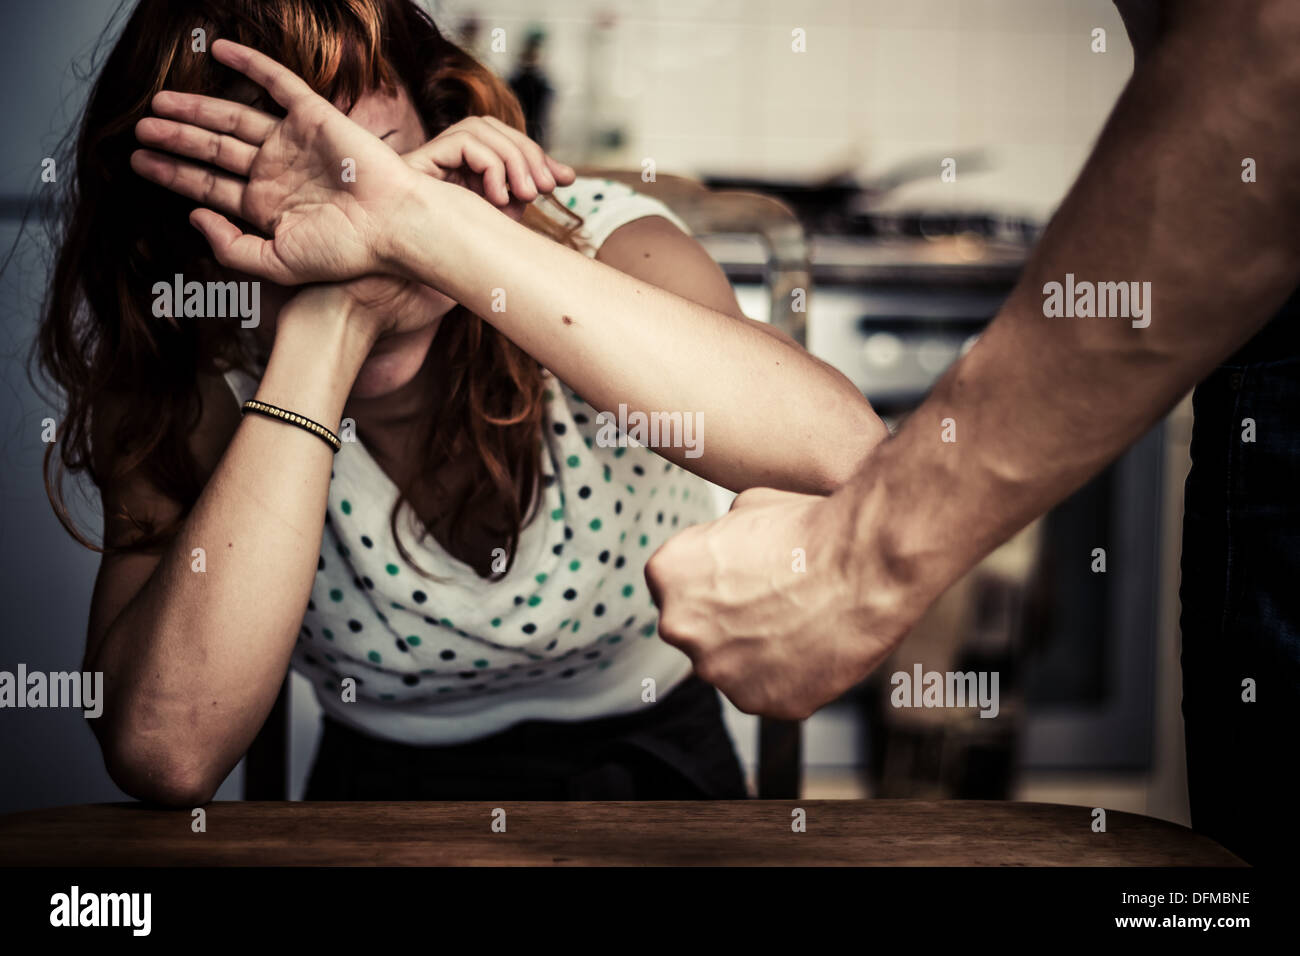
[{"left": 37, "top": 0, "right": 582, "bottom": 578}]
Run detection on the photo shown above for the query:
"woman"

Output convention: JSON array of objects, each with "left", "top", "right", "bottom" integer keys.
[{"left": 41, "top": 0, "right": 886, "bottom": 804}]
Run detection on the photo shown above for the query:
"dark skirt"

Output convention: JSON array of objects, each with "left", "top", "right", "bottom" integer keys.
[{"left": 304, "top": 675, "right": 749, "bottom": 800}]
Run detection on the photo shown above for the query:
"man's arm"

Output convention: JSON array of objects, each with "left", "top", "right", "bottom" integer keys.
[
  {"left": 845, "top": 0, "right": 1300, "bottom": 618},
  {"left": 646, "top": 0, "right": 1300, "bottom": 719}
]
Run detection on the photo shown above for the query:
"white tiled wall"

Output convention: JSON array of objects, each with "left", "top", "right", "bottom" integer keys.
[{"left": 435, "top": 0, "right": 1133, "bottom": 219}]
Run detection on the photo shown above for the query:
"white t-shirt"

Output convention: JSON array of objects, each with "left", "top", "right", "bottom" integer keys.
[{"left": 224, "top": 178, "right": 719, "bottom": 745}]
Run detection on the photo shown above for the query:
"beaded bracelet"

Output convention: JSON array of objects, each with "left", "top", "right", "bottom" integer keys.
[{"left": 241, "top": 399, "right": 341, "bottom": 453}]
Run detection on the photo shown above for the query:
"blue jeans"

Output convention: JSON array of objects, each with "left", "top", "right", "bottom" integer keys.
[{"left": 1180, "top": 295, "right": 1300, "bottom": 866}]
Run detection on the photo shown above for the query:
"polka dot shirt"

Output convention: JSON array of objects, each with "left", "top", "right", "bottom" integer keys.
[{"left": 224, "top": 179, "right": 718, "bottom": 745}]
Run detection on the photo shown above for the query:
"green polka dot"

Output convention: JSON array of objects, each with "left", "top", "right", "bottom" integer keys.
[
  {"left": 569, "top": 559, "right": 581, "bottom": 572},
  {"left": 437, "top": 686, "right": 452, "bottom": 693},
  {"left": 584, "top": 437, "right": 593, "bottom": 448},
  {"left": 639, "top": 534, "right": 649, "bottom": 547},
  {"left": 683, "top": 490, "right": 690, "bottom": 500},
  {"left": 619, "top": 531, "right": 627, "bottom": 542},
  {"left": 566, "top": 196, "right": 577, "bottom": 208},
  {"left": 598, "top": 660, "right": 612, "bottom": 670},
  {"left": 650, "top": 487, "right": 658, "bottom": 497},
  {"left": 626, "top": 484, "right": 636, "bottom": 494},
  {"left": 322, "top": 628, "right": 334, "bottom": 640},
  {"left": 590, "top": 206, "right": 600, "bottom": 215},
  {"left": 340, "top": 500, "right": 352, "bottom": 515},
  {"left": 385, "top": 563, "right": 400, "bottom": 575},
  {"left": 329, "top": 589, "right": 343, "bottom": 602},
  {"left": 622, "top": 584, "right": 635, "bottom": 597},
  {"left": 603, "top": 465, "right": 612, "bottom": 482},
  {"left": 614, "top": 447, "right": 626, "bottom": 458},
  {"left": 324, "top": 653, "right": 337, "bottom": 662},
  {"left": 474, "top": 659, "right": 489, "bottom": 669},
  {"left": 551, "top": 507, "right": 564, "bottom": 521},
  {"left": 440, "top": 617, "right": 453, "bottom": 628},
  {"left": 491, "top": 617, "right": 502, "bottom": 627},
  {"left": 571, "top": 620, "right": 580, "bottom": 633},
  {"left": 406, "top": 635, "right": 421, "bottom": 647},
  {"left": 560, "top": 619, "right": 570, "bottom": 628},
  {"left": 367, "top": 650, "right": 381, "bottom": 663},
  {"left": 380, "top": 693, "right": 395, "bottom": 701},
  {"left": 390, "top": 602, "right": 403, "bottom": 610},
  {"left": 527, "top": 595, "right": 541, "bottom": 607},
  {"left": 641, "top": 623, "right": 656, "bottom": 637},
  {"left": 566, "top": 455, "right": 580, "bottom": 468},
  {"left": 535, "top": 572, "right": 548, "bottom": 584},
  {"left": 544, "top": 388, "right": 555, "bottom": 400},
  {"left": 607, "top": 635, "right": 622, "bottom": 644},
  {"left": 589, "top": 518, "right": 602, "bottom": 531}
]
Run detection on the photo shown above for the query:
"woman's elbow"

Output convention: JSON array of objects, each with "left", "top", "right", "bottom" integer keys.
[
  {"left": 99, "top": 726, "right": 222, "bottom": 807},
  {"left": 808, "top": 402, "right": 890, "bottom": 493}
]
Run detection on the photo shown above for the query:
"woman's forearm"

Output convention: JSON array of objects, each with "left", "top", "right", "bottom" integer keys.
[
  {"left": 91, "top": 291, "right": 373, "bottom": 804},
  {"left": 382, "top": 178, "right": 887, "bottom": 493}
]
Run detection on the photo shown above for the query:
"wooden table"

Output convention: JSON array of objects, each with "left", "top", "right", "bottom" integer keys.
[{"left": 0, "top": 800, "right": 1244, "bottom": 866}]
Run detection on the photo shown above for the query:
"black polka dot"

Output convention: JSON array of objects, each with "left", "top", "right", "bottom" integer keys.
[
  {"left": 578, "top": 485, "right": 591, "bottom": 499},
  {"left": 564, "top": 526, "right": 574, "bottom": 541},
  {"left": 307, "top": 600, "right": 315, "bottom": 611},
  {"left": 560, "top": 668, "right": 577, "bottom": 678},
  {"left": 592, "top": 193, "right": 604, "bottom": 201},
  {"left": 317, "top": 556, "right": 325, "bottom": 571},
  {"left": 522, "top": 623, "right": 537, "bottom": 635},
  {"left": 514, "top": 595, "right": 525, "bottom": 606},
  {"left": 440, "top": 649, "right": 456, "bottom": 661},
  {"left": 624, "top": 616, "right": 636, "bottom": 627},
  {"left": 633, "top": 465, "right": 645, "bottom": 476},
  {"left": 615, "top": 556, "right": 626, "bottom": 569},
  {"left": 594, "top": 603, "right": 605, "bottom": 616},
  {"left": 614, "top": 500, "right": 623, "bottom": 515},
  {"left": 545, "top": 638, "right": 558, "bottom": 651},
  {"left": 552, "top": 543, "right": 564, "bottom": 556},
  {"left": 336, "top": 543, "right": 349, "bottom": 558},
  {"left": 542, "top": 474, "right": 556, "bottom": 488},
  {"left": 348, "top": 619, "right": 363, "bottom": 632},
  {"left": 599, "top": 550, "right": 610, "bottom": 563},
  {"left": 301, "top": 625, "right": 312, "bottom": 638},
  {"left": 353, "top": 576, "right": 364, "bottom": 589},
  {"left": 574, "top": 412, "right": 589, "bottom": 425},
  {"left": 584, "top": 651, "right": 600, "bottom": 659},
  {"left": 412, "top": 590, "right": 427, "bottom": 604},
  {"left": 470, "top": 684, "right": 486, "bottom": 692},
  {"left": 360, "top": 535, "right": 373, "bottom": 548},
  {"left": 402, "top": 674, "right": 419, "bottom": 686},
  {"left": 424, "top": 615, "right": 438, "bottom": 625},
  {"left": 396, "top": 638, "right": 409, "bottom": 652},
  {"left": 303, "top": 654, "right": 318, "bottom": 665},
  {"left": 563, "top": 588, "right": 577, "bottom": 600},
  {"left": 459, "top": 671, "right": 477, "bottom": 679},
  {"left": 657, "top": 512, "right": 664, "bottom": 524},
  {"left": 672, "top": 515, "right": 679, "bottom": 527},
  {"left": 553, "top": 422, "right": 567, "bottom": 435},
  {"left": 362, "top": 576, "right": 374, "bottom": 590}
]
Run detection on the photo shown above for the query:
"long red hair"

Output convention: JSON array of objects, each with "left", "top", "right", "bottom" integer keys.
[{"left": 37, "top": 0, "right": 580, "bottom": 578}]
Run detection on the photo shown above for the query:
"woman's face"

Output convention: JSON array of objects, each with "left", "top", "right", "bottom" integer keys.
[{"left": 247, "top": 81, "right": 456, "bottom": 400}]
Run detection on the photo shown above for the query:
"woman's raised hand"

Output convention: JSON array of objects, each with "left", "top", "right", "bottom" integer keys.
[{"left": 132, "top": 39, "right": 426, "bottom": 285}]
